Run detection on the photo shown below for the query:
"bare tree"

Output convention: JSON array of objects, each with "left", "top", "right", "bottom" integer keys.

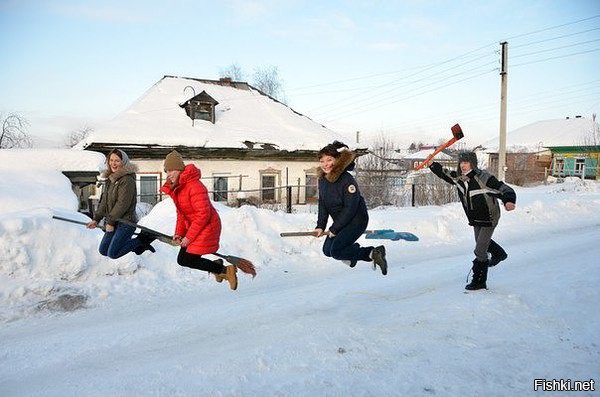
[
  {"left": 356, "top": 133, "right": 403, "bottom": 207},
  {"left": 0, "top": 113, "right": 32, "bottom": 149},
  {"left": 65, "top": 124, "right": 94, "bottom": 148},
  {"left": 580, "top": 113, "right": 599, "bottom": 148},
  {"left": 252, "top": 66, "right": 286, "bottom": 103},
  {"left": 219, "top": 63, "right": 244, "bottom": 81}
]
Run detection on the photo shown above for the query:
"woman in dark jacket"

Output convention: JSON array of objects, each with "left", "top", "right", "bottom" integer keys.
[
  {"left": 429, "top": 151, "right": 516, "bottom": 290},
  {"left": 314, "top": 141, "right": 387, "bottom": 275},
  {"left": 87, "top": 149, "right": 155, "bottom": 258}
]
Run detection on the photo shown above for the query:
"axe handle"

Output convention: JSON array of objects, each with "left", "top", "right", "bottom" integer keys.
[{"left": 415, "top": 136, "right": 458, "bottom": 170}]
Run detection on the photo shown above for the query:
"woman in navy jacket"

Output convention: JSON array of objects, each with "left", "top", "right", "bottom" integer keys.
[{"left": 314, "top": 141, "right": 387, "bottom": 275}]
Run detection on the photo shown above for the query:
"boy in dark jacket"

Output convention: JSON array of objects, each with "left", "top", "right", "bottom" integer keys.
[
  {"left": 314, "top": 141, "right": 387, "bottom": 275},
  {"left": 429, "top": 152, "right": 516, "bottom": 290}
]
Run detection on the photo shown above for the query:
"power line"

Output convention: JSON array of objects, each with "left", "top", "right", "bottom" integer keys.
[
  {"left": 504, "top": 14, "right": 600, "bottom": 41},
  {"left": 511, "top": 27, "right": 600, "bottom": 49},
  {"left": 512, "top": 38, "right": 600, "bottom": 59},
  {"left": 512, "top": 48, "right": 600, "bottom": 67}
]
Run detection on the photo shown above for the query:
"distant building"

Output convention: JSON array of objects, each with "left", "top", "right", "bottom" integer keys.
[{"left": 482, "top": 117, "right": 600, "bottom": 184}]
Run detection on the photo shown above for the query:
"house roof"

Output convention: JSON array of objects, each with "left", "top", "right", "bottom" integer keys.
[
  {"left": 482, "top": 117, "right": 599, "bottom": 153},
  {"left": 2, "top": 149, "right": 105, "bottom": 172},
  {"left": 79, "top": 75, "right": 345, "bottom": 152}
]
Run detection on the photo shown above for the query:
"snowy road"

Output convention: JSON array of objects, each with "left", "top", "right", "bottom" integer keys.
[{"left": 1, "top": 224, "right": 598, "bottom": 397}]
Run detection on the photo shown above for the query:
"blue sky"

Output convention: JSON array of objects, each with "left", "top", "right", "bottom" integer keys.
[{"left": 1, "top": 0, "right": 599, "bottom": 147}]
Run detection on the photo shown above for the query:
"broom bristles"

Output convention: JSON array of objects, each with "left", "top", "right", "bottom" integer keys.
[{"left": 235, "top": 258, "right": 257, "bottom": 278}]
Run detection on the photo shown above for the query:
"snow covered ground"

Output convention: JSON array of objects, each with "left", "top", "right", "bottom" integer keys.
[{"left": 0, "top": 153, "right": 599, "bottom": 396}]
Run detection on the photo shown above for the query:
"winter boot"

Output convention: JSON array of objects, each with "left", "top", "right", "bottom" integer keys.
[
  {"left": 488, "top": 252, "right": 508, "bottom": 267},
  {"left": 213, "top": 259, "right": 226, "bottom": 283},
  {"left": 220, "top": 265, "right": 238, "bottom": 291},
  {"left": 133, "top": 231, "right": 157, "bottom": 255},
  {"left": 341, "top": 260, "right": 357, "bottom": 268},
  {"left": 465, "top": 259, "right": 488, "bottom": 290},
  {"left": 487, "top": 240, "right": 507, "bottom": 267},
  {"left": 370, "top": 246, "right": 388, "bottom": 275}
]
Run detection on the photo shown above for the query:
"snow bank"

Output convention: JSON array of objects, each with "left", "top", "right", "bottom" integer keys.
[{"left": 1, "top": 154, "right": 599, "bottom": 323}]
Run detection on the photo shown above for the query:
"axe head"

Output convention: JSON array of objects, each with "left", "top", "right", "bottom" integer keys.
[{"left": 451, "top": 124, "right": 464, "bottom": 140}]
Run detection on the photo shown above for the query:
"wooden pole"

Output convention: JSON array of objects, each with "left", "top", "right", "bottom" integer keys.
[{"left": 498, "top": 41, "right": 508, "bottom": 180}]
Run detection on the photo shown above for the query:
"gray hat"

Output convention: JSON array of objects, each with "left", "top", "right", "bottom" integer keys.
[{"left": 457, "top": 151, "right": 478, "bottom": 171}]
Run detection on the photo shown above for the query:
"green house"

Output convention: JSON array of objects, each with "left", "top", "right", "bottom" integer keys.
[{"left": 548, "top": 146, "right": 600, "bottom": 179}]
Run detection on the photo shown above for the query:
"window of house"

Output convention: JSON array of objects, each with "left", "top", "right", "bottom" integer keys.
[
  {"left": 140, "top": 175, "right": 158, "bottom": 205},
  {"left": 193, "top": 102, "right": 213, "bottom": 122},
  {"left": 261, "top": 174, "right": 276, "bottom": 202},
  {"left": 305, "top": 174, "right": 318, "bottom": 201},
  {"left": 554, "top": 158, "right": 565, "bottom": 175},
  {"left": 181, "top": 91, "right": 218, "bottom": 124},
  {"left": 213, "top": 177, "right": 228, "bottom": 202},
  {"left": 575, "top": 158, "right": 585, "bottom": 175}
]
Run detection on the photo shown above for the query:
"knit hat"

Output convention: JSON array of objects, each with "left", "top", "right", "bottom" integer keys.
[
  {"left": 164, "top": 150, "right": 185, "bottom": 171},
  {"left": 457, "top": 151, "right": 478, "bottom": 172}
]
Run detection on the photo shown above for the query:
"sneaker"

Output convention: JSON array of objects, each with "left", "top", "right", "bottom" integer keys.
[
  {"left": 488, "top": 252, "right": 508, "bottom": 267},
  {"left": 371, "top": 246, "right": 388, "bottom": 276}
]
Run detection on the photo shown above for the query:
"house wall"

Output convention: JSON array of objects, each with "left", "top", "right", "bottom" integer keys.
[
  {"left": 549, "top": 149, "right": 599, "bottom": 179},
  {"left": 487, "top": 152, "right": 550, "bottom": 185},
  {"left": 133, "top": 158, "right": 320, "bottom": 206}
]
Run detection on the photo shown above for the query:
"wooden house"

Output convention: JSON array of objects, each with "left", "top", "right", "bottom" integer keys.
[
  {"left": 483, "top": 117, "right": 600, "bottom": 184},
  {"left": 79, "top": 75, "right": 349, "bottom": 208}
]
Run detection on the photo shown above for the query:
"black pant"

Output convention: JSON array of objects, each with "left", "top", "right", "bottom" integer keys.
[
  {"left": 177, "top": 248, "right": 225, "bottom": 274},
  {"left": 322, "top": 220, "right": 372, "bottom": 263}
]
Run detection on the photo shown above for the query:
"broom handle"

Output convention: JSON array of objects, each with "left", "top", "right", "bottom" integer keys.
[{"left": 280, "top": 230, "right": 381, "bottom": 237}]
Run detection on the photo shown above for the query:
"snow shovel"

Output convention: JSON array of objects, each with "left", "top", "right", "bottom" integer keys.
[
  {"left": 116, "top": 218, "right": 257, "bottom": 278},
  {"left": 415, "top": 123, "right": 464, "bottom": 170}
]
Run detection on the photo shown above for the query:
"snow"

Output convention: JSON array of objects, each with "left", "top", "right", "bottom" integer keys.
[
  {"left": 78, "top": 76, "right": 345, "bottom": 152},
  {"left": 1, "top": 150, "right": 599, "bottom": 396}
]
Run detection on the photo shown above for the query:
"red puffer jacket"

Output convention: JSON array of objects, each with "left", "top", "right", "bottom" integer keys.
[{"left": 160, "top": 164, "right": 221, "bottom": 255}]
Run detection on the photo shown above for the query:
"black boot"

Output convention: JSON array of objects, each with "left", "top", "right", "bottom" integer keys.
[
  {"left": 487, "top": 240, "right": 507, "bottom": 267},
  {"left": 465, "top": 259, "right": 488, "bottom": 290},
  {"left": 370, "top": 246, "right": 388, "bottom": 275},
  {"left": 133, "top": 231, "right": 156, "bottom": 255}
]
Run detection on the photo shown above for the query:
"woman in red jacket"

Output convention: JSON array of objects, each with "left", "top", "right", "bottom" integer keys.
[{"left": 160, "top": 150, "right": 237, "bottom": 290}]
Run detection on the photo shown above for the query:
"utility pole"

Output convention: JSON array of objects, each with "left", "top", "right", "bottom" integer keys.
[{"left": 498, "top": 41, "right": 508, "bottom": 180}]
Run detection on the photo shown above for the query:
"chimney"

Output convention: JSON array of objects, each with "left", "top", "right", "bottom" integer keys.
[{"left": 219, "top": 77, "right": 232, "bottom": 86}]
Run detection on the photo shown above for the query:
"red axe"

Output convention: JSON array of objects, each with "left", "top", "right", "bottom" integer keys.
[{"left": 415, "top": 123, "right": 464, "bottom": 170}]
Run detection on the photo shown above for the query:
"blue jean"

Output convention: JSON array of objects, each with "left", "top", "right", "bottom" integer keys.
[
  {"left": 322, "top": 220, "right": 372, "bottom": 264},
  {"left": 98, "top": 224, "right": 142, "bottom": 259}
]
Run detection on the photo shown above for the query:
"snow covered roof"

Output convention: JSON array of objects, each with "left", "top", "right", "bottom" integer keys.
[
  {"left": 79, "top": 76, "right": 345, "bottom": 152},
  {"left": 1, "top": 149, "right": 106, "bottom": 171},
  {"left": 482, "top": 117, "right": 599, "bottom": 153}
]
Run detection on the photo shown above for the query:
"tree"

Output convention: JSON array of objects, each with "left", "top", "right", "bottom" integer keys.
[
  {"left": 355, "top": 133, "right": 402, "bottom": 207},
  {"left": 581, "top": 113, "right": 599, "bottom": 148},
  {"left": 65, "top": 124, "right": 93, "bottom": 148},
  {"left": 252, "top": 66, "right": 286, "bottom": 103},
  {"left": 219, "top": 63, "right": 244, "bottom": 81},
  {"left": 0, "top": 113, "right": 32, "bottom": 149}
]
